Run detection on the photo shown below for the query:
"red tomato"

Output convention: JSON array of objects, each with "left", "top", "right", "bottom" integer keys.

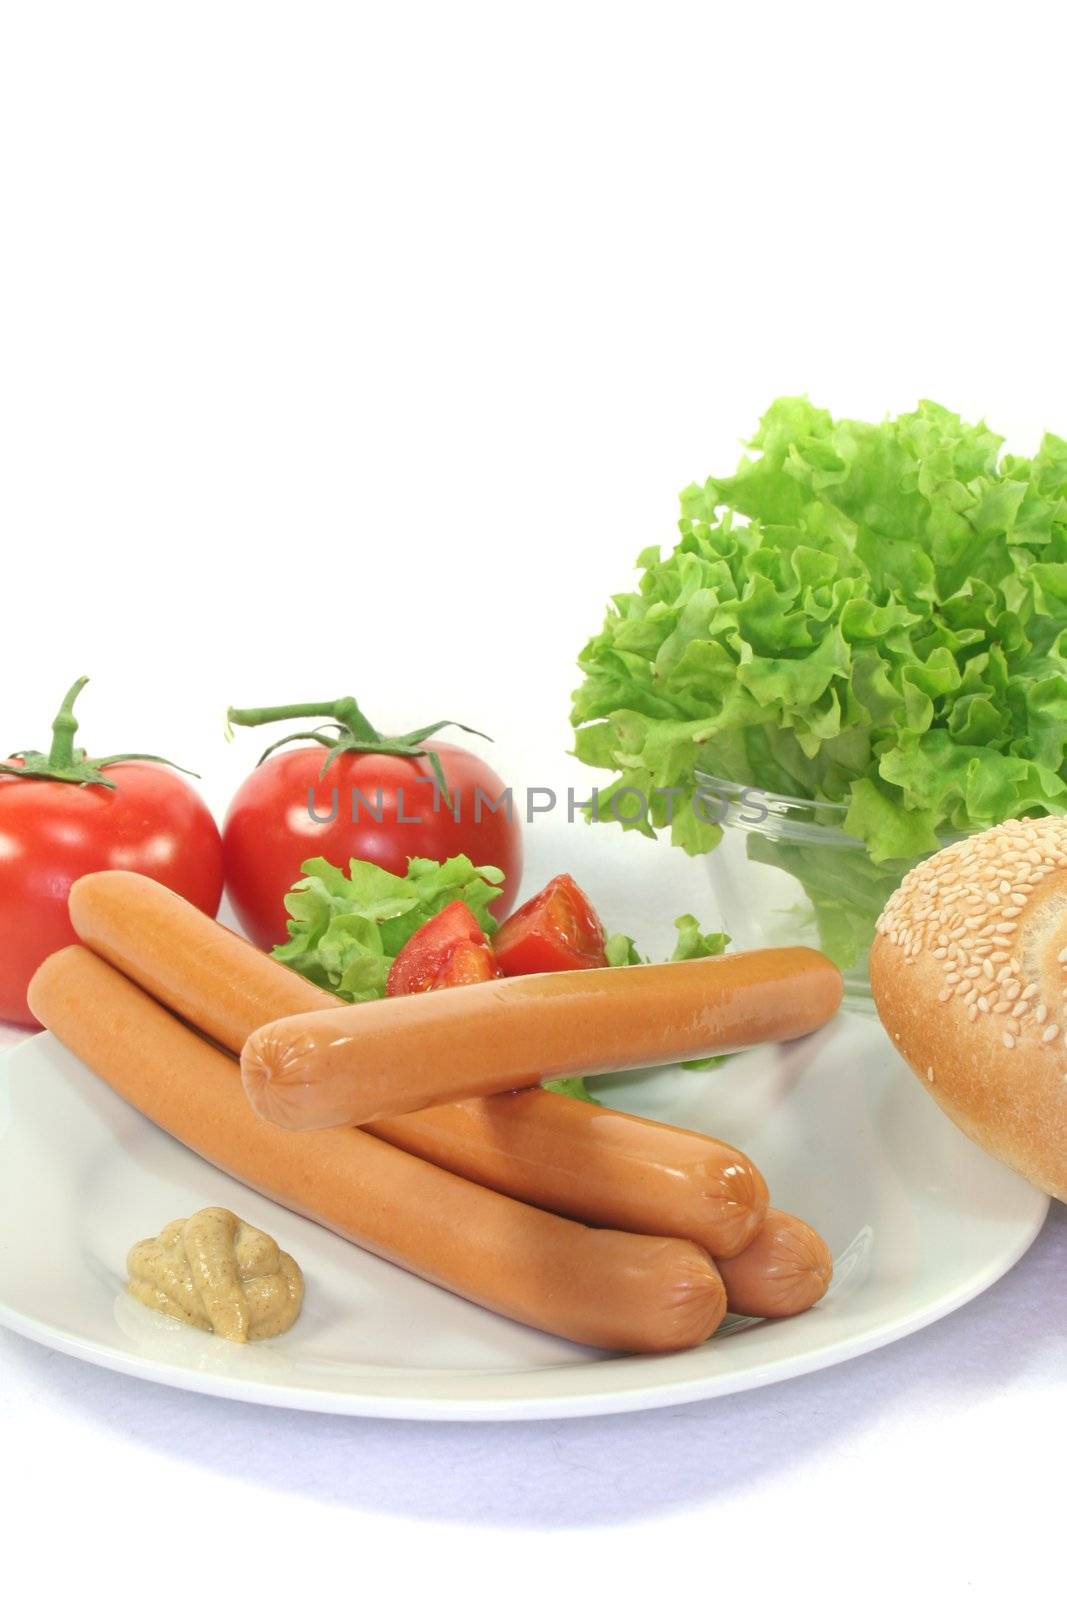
[
  {"left": 493, "top": 873, "right": 607, "bottom": 977},
  {"left": 386, "top": 900, "right": 501, "bottom": 996},
  {"left": 223, "top": 741, "right": 522, "bottom": 949},
  {"left": 0, "top": 762, "right": 224, "bottom": 1028},
  {"left": 431, "top": 940, "right": 501, "bottom": 989}
]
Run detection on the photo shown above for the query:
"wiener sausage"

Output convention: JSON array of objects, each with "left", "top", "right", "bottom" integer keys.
[
  {"left": 716, "top": 1208, "right": 833, "bottom": 1318},
  {"left": 29, "top": 945, "right": 728, "bottom": 1353},
  {"left": 242, "top": 945, "right": 843, "bottom": 1130},
  {"left": 69, "top": 872, "right": 769, "bottom": 1257},
  {"left": 373, "top": 1092, "right": 767, "bottom": 1259}
]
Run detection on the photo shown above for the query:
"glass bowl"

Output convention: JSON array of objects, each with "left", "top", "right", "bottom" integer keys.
[{"left": 695, "top": 773, "right": 964, "bottom": 1011}]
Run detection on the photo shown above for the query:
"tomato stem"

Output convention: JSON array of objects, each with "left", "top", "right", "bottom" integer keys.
[
  {"left": 47, "top": 676, "right": 91, "bottom": 769},
  {"left": 227, "top": 698, "right": 382, "bottom": 743},
  {"left": 0, "top": 677, "right": 200, "bottom": 788},
  {"left": 225, "top": 695, "right": 494, "bottom": 813}
]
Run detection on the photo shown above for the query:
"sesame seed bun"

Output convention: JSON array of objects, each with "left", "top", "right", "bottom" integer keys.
[{"left": 870, "top": 816, "right": 1067, "bottom": 1202}]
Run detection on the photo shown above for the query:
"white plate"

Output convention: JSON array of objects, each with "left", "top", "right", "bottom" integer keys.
[{"left": 0, "top": 1017, "right": 1048, "bottom": 1421}]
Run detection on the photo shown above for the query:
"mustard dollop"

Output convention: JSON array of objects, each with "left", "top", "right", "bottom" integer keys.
[{"left": 127, "top": 1207, "right": 303, "bottom": 1342}]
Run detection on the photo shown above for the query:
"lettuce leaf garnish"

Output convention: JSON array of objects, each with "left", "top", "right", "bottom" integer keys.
[{"left": 272, "top": 854, "right": 504, "bottom": 1002}]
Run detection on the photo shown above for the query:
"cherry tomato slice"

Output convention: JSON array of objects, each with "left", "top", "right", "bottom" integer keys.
[
  {"left": 492, "top": 873, "right": 607, "bottom": 977},
  {"left": 386, "top": 901, "right": 496, "bottom": 996},
  {"left": 430, "top": 940, "right": 501, "bottom": 989}
]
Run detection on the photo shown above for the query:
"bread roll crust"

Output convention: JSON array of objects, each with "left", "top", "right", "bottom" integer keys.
[{"left": 870, "top": 816, "right": 1067, "bottom": 1201}]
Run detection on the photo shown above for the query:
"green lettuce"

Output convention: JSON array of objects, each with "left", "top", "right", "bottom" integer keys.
[
  {"left": 541, "top": 1076, "right": 602, "bottom": 1103},
  {"left": 572, "top": 399, "right": 1067, "bottom": 968},
  {"left": 272, "top": 854, "right": 504, "bottom": 1002}
]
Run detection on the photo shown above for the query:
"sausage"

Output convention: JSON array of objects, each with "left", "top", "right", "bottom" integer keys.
[
  {"left": 28, "top": 945, "right": 728, "bottom": 1353},
  {"left": 67, "top": 870, "right": 338, "bottom": 1053},
  {"left": 69, "top": 871, "right": 769, "bottom": 1257},
  {"left": 716, "top": 1208, "right": 833, "bottom": 1318},
  {"left": 373, "top": 1092, "right": 767, "bottom": 1260},
  {"left": 242, "top": 945, "right": 844, "bottom": 1130}
]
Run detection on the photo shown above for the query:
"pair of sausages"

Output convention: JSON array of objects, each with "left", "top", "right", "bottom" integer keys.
[{"left": 29, "top": 871, "right": 837, "bottom": 1350}]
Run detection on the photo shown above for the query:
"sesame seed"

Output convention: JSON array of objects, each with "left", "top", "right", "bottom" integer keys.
[
  {"left": 1003, "top": 1032, "right": 1016, "bottom": 1049},
  {"left": 1035, "top": 1004, "right": 1048, "bottom": 1024},
  {"left": 1044, "top": 1025, "right": 1060, "bottom": 1042},
  {"left": 927, "top": 1066, "right": 935, "bottom": 1081},
  {"left": 1012, "top": 1001, "right": 1028, "bottom": 1018}
]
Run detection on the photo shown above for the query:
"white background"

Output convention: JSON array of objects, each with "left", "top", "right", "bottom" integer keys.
[{"left": 2, "top": 4, "right": 1065, "bottom": 1594}]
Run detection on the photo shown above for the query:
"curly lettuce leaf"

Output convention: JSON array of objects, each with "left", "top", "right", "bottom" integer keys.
[
  {"left": 603, "top": 931, "right": 643, "bottom": 966},
  {"left": 543, "top": 1076, "right": 601, "bottom": 1103},
  {"left": 668, "top": 913, "right": 730, "bottom": 965},
  {"left": 572, "top": 398, "right": 1067, "bottom": 868},
  {"left": 273, "top": 853, "right": 504, "bottom": 1001}
]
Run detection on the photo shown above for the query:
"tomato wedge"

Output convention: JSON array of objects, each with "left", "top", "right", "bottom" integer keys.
[
  {"left": 492, "top": 873, "right": 607, "bottom": 977},
  {"left": 430, "top": 940, "right": 501, "bottom": 989},
  {"left": 386, "top": 901, "right": 501, "bottom": 996}
]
